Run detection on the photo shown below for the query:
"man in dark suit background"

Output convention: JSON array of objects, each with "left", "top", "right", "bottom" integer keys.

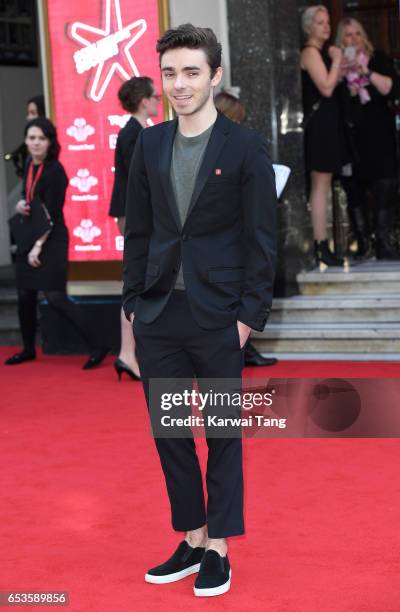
[
  {"left": 109, "top": 77, "right": 160, "bottom": 380},
  {"left": 123, "top": 24, "right": 277, "bottom": 597}
]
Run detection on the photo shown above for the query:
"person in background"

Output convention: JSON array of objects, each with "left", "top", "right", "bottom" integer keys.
[
  {"left": 213, "top": 90, "right": 245, "bottom": 123},
  {"left": 109, "top": 77, "right": 160, "bottom": 381},
  {"left": 5, "top": 95, "right": 46, "bottom": 178},
  {"left": 336, "top": 17, "right": 400, "bottom": 259},
  {"left": 214, "top": 90, "right": 278, "bottom": 367},
  {"left": 300, "top": 5, "right": 345, "bottom": 267},
  {"left": 5, "top": 118, "right": 108, "bottom": 369},
  {"left": 26, "top": 95, "right": 45, "bottom": 121}
]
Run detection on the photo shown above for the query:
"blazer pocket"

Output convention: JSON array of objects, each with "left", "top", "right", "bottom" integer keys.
[
  {"left": 145, "top": 262, "right": 160, "bottom": 277},
  {"left": 208, "top": 267, "right": 245, "bottom": 283}
]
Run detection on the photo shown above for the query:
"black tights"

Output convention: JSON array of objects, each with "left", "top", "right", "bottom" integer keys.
[{"left": 17, "top": 289, "right": 94, "bottom": 353}]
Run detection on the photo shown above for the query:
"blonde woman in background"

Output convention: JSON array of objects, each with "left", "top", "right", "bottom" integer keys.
[
  {"left": 300, "top": 5, "right": 345, "bottom": 266},
  {"left": 336, "top": 17, "right": 399, "bottom": 259}
]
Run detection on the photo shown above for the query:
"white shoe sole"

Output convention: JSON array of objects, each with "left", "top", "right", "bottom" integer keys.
[
  {"left": 145, "top": 562, "right": 201, "bottom": 584},
  {"left": 193, "top": 569, "right": 232, "bottom": 597}
]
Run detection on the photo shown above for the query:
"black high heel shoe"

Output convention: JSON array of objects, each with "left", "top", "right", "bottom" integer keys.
[
  {"left": 114, "top": 357, "right": 141, "bottom": 381},
  {"left": 314, "top": 240, "right": 344, "bottom": 267}
]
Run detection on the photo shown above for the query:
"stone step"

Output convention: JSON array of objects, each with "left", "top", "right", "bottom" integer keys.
[
  {"left": 270, "top": 294, "right": 400, "bottom": 323},
  {"left": 0, "top": 313, "right": 21, "bottom": 345},
  {"left": 0, "top": 289, "right": 18, "bottom": 319},
  {"left": 297, "top": 261, "right": 400, "bottom": 295},
  {"left": 253, "top": 322, "right": 400, "bottom": 354},
  {"left": 0, "top": 265, "right": 16, "bottom": 287}
]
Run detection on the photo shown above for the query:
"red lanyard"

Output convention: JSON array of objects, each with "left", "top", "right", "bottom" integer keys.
[{"left": 25, "top": 162, "right": 44, "bottom": 203}]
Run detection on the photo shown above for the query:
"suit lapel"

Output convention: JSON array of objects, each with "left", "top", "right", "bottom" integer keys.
[
  {"left": 184, "top": 114, "right": 229, "bottom": 225},
  {"left": 158, "top": 118, "right": 182, "bottom": 230}
]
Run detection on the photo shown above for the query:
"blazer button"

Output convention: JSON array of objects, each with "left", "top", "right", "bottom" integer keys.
[{"left": 181, "top": 234, "right": 188, "bottom": 241}]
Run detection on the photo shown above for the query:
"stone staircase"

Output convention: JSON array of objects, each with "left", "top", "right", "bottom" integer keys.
[
  {"left": 0, "top": 266, "right": 20, "bottom": 345},
  {"left": 254, "top": 261, "right": 400, "bottom": 360}
]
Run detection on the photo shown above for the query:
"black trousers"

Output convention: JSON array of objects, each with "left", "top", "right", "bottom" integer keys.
[
  {"left": 17, "top": 289, "right": 94, "bottom": 353},
  {"left": 133, "top": 290, "right": 245, "bottom": 539}
]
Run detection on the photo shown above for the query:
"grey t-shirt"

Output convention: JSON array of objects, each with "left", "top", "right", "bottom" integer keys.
[{"left": 170, "top": 124, "right": 213, "bottom": 289}]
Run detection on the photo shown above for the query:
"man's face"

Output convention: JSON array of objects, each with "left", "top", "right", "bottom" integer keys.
[
  {"left": 142, "top": 87, "right": 161, "bottom": 118},
  {"left": 160, "top": 47, "right": 222, "bottom": 116}
]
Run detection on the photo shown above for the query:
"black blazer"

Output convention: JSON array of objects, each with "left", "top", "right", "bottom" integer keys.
[
  {"left": 109, "top": 117, "right": 142, "bottom": 217},
  {"left": 122, "top": 111, "right": 277, "bottom": 331}
]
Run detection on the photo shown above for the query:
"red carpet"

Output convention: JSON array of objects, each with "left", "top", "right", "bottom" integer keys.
[{"left": 1, "top": 347, "right": 400, "bottom": 611}]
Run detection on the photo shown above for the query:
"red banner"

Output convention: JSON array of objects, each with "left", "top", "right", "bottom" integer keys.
[{"left": 46, "top": 0, "right": 164, "bottom": 260}]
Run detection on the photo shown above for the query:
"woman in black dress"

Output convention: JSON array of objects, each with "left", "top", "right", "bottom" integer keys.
[
  {"left": 109, "top": 77, "right": 160, "bottom": 380},
  {"left": 336, "top": 17, "right": 399, "bottom": 259},
  {"left": 301, "top": 5, "right": 345, "bottom": 266},
  {"left": 5, "top": 118, "right": 108, "bottom": 368}
]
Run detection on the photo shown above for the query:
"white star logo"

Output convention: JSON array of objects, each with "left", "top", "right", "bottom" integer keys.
[{"left": 68, "top": 0, "right": 147, "bottom": 102}]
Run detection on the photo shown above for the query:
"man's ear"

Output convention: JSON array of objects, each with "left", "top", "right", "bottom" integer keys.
[{"left": 211, "top": 66, "right": 223, "bottom": 87}]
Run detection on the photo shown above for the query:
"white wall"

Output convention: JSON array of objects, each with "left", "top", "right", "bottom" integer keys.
[
  {"left": 0, "top": 65, "right": 43, "bottom": 195},
  {"left": 169, "top": 0, "right": 231, "bottom": 89},
  {"left": 0, "top": 90, "right": 11, "bottom": 265},
  {"left": 0, "top": 65, "right": 43, "bottom": 266}
]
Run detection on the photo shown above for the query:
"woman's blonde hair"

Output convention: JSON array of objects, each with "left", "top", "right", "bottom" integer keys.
[
  {"left": 301, "top": 5, "right": 328, "bottom": 37},
  {"left": 335, "top": 17, "right": 374, "bottom": 55}
]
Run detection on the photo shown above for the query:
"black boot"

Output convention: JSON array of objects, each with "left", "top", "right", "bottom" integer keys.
[
  {"left": 375, "top": 209, "right": 400, "bottom": 259},
  {"left": 314, "top": 240, "right": 344, "bottom": 267},
  {"left": 347, "top": 206, "right": 370, "bottom": 258},
  {"left": 373, "top": 179, "right": 400, "bottom": 260}
]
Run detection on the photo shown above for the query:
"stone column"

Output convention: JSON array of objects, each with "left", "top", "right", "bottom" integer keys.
[
  {"left": 0, "top": 87, "right": 11, "bottom": 267},
  {"left": 227, "top": 0, "right": 313, "bottom": 296}
]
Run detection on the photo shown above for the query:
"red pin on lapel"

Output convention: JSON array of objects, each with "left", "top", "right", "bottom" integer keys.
[{"left": 215, "top": 168, "right": 222, "bottom": 175}]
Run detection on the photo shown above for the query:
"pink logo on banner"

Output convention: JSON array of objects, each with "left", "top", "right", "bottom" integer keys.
[
  {"left": 47, "top": 0, "right": 163, "bottom": 261},
  {"left": 67, "top": 118, "right": 95, "bottom": 143}
]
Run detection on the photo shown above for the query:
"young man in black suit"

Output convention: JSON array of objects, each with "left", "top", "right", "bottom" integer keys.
[{"left": 123, "top": 24, "right": 277, "bottom": 597}]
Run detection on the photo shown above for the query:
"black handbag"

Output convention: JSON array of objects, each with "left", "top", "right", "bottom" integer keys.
[{"left": 9, "top": 196, "right": 53, "bottom": 252}]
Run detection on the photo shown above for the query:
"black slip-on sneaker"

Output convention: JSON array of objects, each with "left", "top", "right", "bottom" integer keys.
[
  {"left": 145, "top": 541, "right": 205, "bottom": 584},
  {"left": 193, "top": 549, "right": 231, "bottom": 597}
]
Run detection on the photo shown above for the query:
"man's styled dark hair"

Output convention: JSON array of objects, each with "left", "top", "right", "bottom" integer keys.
[
  {"left": 156, "top": 23, "right": 222, "bottom": 78},
  {"left": 118, "top": 77, "right": 154, "bottom": 113},
  {"left": 24, "top": 117, "right": 60, "bottom": 160}
]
